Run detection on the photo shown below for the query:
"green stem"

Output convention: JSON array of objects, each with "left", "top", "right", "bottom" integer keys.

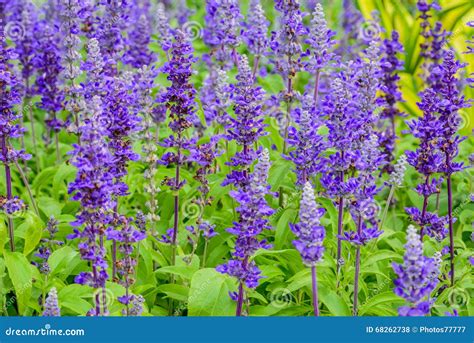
[{"left": 13, "top": 160, "right": 39, "bottom": 216}]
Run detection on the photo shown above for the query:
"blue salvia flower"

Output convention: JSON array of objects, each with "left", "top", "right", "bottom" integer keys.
[
  {"left": 201, "top": 66, "right": 231, "bottom": 126},
  {"left": 377, "top": 31, "right": 405, "bottom": 173},
  {"left": 42, "top": 287, "right": 60, "bottom": 317},
  {"left": 224, "top": 55, "right": 266, "bottom": 188},
  {"left": 158, "top": 30, "right": 198, "bottom": 261},
  {"left": 303, "top": 3, "right": 336, "bottom": 74},
  {"left": 7, "top": 0, "right": 38, "bottom": 97},
  {"left": 432, "top": 49, "right": 471, "bottom": 285},
  {"left": 271, "top": 0, "right": 306, "bottom": 79},
  {"left": 124, "top": 12, "right": 156, "bottom": 68},
  {"left": 155, "top": 2, "right": 172, "bottom": 52},
  {"left": 60, "top": 0, "right": 85, "bottom": 133},
  {"left": 106, "top": 215, "right": 146, "bottom": 316},
  {"left": 203, "top": 0, "right": 242, "bottom": 64},
  {"left": 393, "top": 225, "right": 440, "bottom": 316},
  {"left": 337, "top": 0, "right": 364, "bottom": 59},
  {"left": 96, "top": 0, "right": 130, "bottom": 76},
  {"left": 217, "top": 149, "right": 274, "bottom": 316},
  {"left": 81, "top": 37, "right": 105, "bottom": 101},
  {"left": 290, "top": 182, "right": 326, "bottom": 266},
  {"left": 0, "top": 23, "right": 30, "bottom": 251},
  {"left": 67, "top": 95, "right": 117, "bottom": 316},
  {"left": 242, "top": 0, "right": 269, "bottom": 73},
  {"left": 286, "top": 110, "right": 324, "bottom": 185},
  {"left": 33, "top": 22, "right": 65, "bottom": 134}
]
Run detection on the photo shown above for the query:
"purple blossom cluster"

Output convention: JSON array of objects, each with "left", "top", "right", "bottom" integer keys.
[
  {"left": 290, "top": 182, "right": 325, "bottom": 266},
  {"left": 393, "top": 225, "right": 440, "bottom": 316},
  {"left": 217, "top": 149, "right": 274, "bottom": 315},
  {"left": 0, "top": 0, "right": 471, "bottom": 320}
]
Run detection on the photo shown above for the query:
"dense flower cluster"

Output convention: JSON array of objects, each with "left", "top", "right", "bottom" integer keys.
[
  {"left": 286, "top": 110, "right": 324, "bottom": 185},
  {"left": 290, "top": 182, "right": 325, "bottom": 266},
  {"left": 33, "top": 22, "right": 65, "bottom": 133},
  {"left": 242, "top": 0, "right": 269, "bottom": 59},
  {"left": 271, "top": 0, "right": 306, "bottom": 78},
  {"left": 203, "top": 0, "right": 242, "bottom": 64},
  {"left": 393, "top": 225, "right": 440, "bottom": 316},
  {"left": 224, "top": 55, "right": 266, "bottom": 188},
  {"left": 67, "top": 95, "right": 116, "bottom": 316},
  {"left": 217, "top": 149, "right": 274, "bottom": 314},
  {"left": 43, "top": 287, "right": 60, "bottom": 317},
  {"left": 0, "top": 0, "right": 471, "bottom": 320},
  {"left": 378, "top": 31, "right": 405, "bottom": 172}
]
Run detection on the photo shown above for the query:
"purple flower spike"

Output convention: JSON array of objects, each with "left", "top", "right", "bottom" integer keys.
[
  {"left": 290, "top": 182, "right": 326, "bottom": 266},
  {"left": 42, "top": 288, "right": 60, "bottom": 317},
  {"left": 392, "top": 225, "right": 440, "bottom": 316},
  {"left": 217, "top": 149, "right": 275, "bottom": 316}
]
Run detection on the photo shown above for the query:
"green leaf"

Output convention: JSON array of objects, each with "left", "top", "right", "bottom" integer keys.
[
  {"left": 157, "top": 284, "right": 189, "bottom": 302},
  {"left": 274, "top": 208, "right": 297, "bottom": 249},
  {"left": 156, "top": 265, "right": 197, "bottom": 280},
  {"left": 358, "top": 292, "right": 404, "bottom": 316},
  {"left": 22, "top": 213, "right": 44, "bottom": 256},
  {"left": 4, "top": 251, "right": 33, "bottom": 315},
  {"left": 0, "top": 221, "right": 7, "bottom": 255},
  {"left": 58, "top": 284, "right": 93, "bottom": 315},
  {"left": 319, "top": 287, "right": 351, "bottom": 316},
  {"left": 49, "top": 246, "right": 80, "bottom": 277},
  {"left": 362, "top": 250, "right": 401, "bottom": 268},
  {"left": 188, "top": 268, "right": 236, "bottom": 316}
]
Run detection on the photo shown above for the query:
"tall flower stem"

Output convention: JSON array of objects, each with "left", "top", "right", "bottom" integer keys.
[
  {"left": 419, "top": 175, "right": 430, "bottom": 238},
  {"left": 336, "top": 196, "right": 344, "bottom": 284},
  {"left": 201, "top": 239, "right": 209, "bottom": 268},
  {"left": 280, "top": 74, "right": 293, "bottom": 207},
  {"left": 236, "top": 257, "right": 248, "bottom": 316},
  {"left": 54, "top": 131, "right": 60, "bottom": 164},
  {"left": 13, "top": 160, "right": 39, "bottom": 216},
  {"left": 171, "top": 137, "right": 182, "bottom": 267},
  {"left": 380, "top": 184, "right": 396, "bottom": 230},
  {"left": 282, "top": 72, "right": 293, "bottom": 155},
  {"left": 2, "top": 136, "right": 15, "bottom": 252},
  {"left": 112, "top": 242, "right": 117, "bottom": 280},
  {"left": 252, "top": 56, "right": 260, "bottom": 79},
  {"left": 25, "top": 98, "right": 39, "bottom": 172},
  {"left": 311, "top": 265, "right": 319, "bottom": 316},
  {"left": 336, "top": 151, "right": 345, "bottom": 286},
  {"left": 313, "top": 70, "right": 321, "bottom": 105},
  {"left": 353, "top": 215, "right": 363, "bottom": 316},
  {"left": 447, "top": 174, "right": 454, "bottom": 286}
]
